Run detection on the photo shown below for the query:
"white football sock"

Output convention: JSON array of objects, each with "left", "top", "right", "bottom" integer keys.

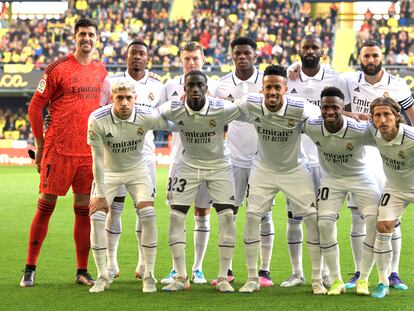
[
  {"left": 135, "top": 211, "right": 144, "bottom": 270},
  {"left": 91, "top": 211, "right": 108, "bottom": 279},
  {"left": 106, "top": 201, "right": 123, "bottom": 271},
  {"left": 244, "top": 212, "right": 261, "bottom": 280},
  {"left": 318, "top": 215, "right": 341, "bottom": 281},
  {"left": 350, "top": 209, "right": 365, "bottom": 272},
  {"left": 287, "top": 217, "right": 303, "bottom": 277},
  {"left": 138, "top": 206, "right": 157, "bottom": 278},
  {"left": 192, "top": 214, "right": 210, "bottom": 272},
  {"left": 359, "top": 215, "right": 377, "bottom": 281},
  {"left": 168, "top": 209, "right": 187, "bottom": 278},
  {"left": 303, "top": 213, "right": 322, "bottom": 280},
  {"left": 217, "top": 209, "right": 235, "bottom": 278},
  {"left": 259, "top": 211, "right": 274, "bottom": 272},
  {"left": 390, "top": 222, "right": 402, "bottom": 274},
  {"left": 374, "top": 231, "right": 393, "bottom": 285}
]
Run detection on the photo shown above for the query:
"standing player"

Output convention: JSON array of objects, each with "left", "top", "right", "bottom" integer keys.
[
  {"left": 303, "top": 87, "right": 381, "bottom": 296},
  {"left": 158, "top": 70, "right": 241, "bottom": 293},
  {"left": 100, "top": 39, "right": 166, "bottom": 281},
  {"left": 238, "top": 65, "right": 323, "bottom": 294},
  {"left": 20, "top": 17, "right": 107, "bottom": 287},
  {"left": 87, "top": 79, "right": 170, "bottom": 293},
  {"left": 215, "top": 37, "right": 275, "bottom": 287},
  {"left": 369, "top": 97, "right": 414, "bottom": 298},
  {"left": 342, "top": 40, "right": 413, "bottom": 289},
  {"left": 161, "top": 41, "right": 217, "bottom": 285},
  {"left": 282, "top": 34, "right": 348, "bottom": 288}
]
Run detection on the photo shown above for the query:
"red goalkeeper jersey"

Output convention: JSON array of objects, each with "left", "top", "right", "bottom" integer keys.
[{"left": 29, "top": 54, "right": 107, "bottom": 156}]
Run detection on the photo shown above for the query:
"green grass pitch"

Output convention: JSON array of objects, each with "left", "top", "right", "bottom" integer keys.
[{"left": 1, "top": 166, "right": 413, "bottom": 310}]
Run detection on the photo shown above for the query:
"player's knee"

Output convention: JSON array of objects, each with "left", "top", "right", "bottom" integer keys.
[
  {"left": 73, "top": 193, "right": 90, "bottom": 206},
  {"left": 377, "top": 220, "right": 395, "bottom": 233},
  {"left": 39, "top": 192, "right": 58, "bottom": 203},
  {"left": 194, "top": 206, "right": 210, "bottom": 216},
  {"left": 287, "top": 211, "right": 302, "bottom": 224},
  {"left": 171, "top": 204, "right": 190, "bottom": 214},
  {"left": 138, "top": 206, "right": 156, "bottom": 224},
  {"left": 90, "top": 210, "right": 106, "bottom": 222},
  {"left": 318, "top": 216, "right": 336, "bottom": 242},
  {"left": 245, "top": 212, "right": 261, "bottom": 242},
  {"left": 113, "top": 196, "right": 125, "bottom": 203},
  {"left": 213, "top": 203, "right": 235, "bottom": 213}
]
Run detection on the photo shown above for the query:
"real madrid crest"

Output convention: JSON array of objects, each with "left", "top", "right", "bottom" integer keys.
[
  {"left": 148, "top": 92, "right": 155, "bottom": 102},
  {"left": 398, "top": 150, "right": 406, "bottom": 159},
  {"left": 346, "top": 143, "right": 353, "bottom": 151},
  {"left": 288, "top": 119, "right": 295, "bottom": 127},
  {"left": 209, "top": 119, "right": 217, "bottom": 128},
  {"left": 137, "top": 127, "right": 144, "bottom": 135}
]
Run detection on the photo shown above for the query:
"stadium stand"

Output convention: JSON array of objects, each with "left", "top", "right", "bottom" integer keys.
[
  {"left": 0, "top": 0, "right": 337, "bottom": 71},
  {"left": 353, "top": 1, "right": 413, "bottom": 66}
]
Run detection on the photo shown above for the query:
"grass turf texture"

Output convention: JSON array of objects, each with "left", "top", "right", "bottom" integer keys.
[{"left": 1, "top": 166, "right": 413, "bottom": 311}]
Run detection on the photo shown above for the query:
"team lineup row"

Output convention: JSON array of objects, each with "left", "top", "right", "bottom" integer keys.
[{"left": 19, "top": 18, "right": 413, "bottom": 300}]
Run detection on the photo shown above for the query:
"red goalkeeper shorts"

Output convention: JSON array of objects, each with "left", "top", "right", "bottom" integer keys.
[{"left": 39, "top": 144, "right": 93, "bottom": 196}]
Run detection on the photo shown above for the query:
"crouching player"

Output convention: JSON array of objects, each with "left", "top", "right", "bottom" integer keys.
[
  {"left": 303, "top": 87, "right": 381, "bottom": 296},
  {"left": 87, "top": 79, "right": 170, "bottom": 293},
  {"left": 370, "top": 97, "right": 414, "bottom": 298}
]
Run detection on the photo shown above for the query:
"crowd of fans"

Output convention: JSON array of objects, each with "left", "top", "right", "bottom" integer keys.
[
  {"left": 0, "top": 0, "right": 337, "bottom": 72},
  {"left": 0, "top": 107, "right": 33, "bottom": 143},
  {"left": 351, "top": 1, "right": 414, "bottom": 66},
  {"left": 0, "top": 1, "right": 412, "bottom": 142}
]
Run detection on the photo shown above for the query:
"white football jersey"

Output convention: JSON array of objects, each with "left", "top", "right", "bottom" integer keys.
[
  {"left": 343, "top": 70, "right": 414, "bottom": 114},
  {"left": 216, "top": 68, "right": 263, "bottom": 168},
  {"left": 158, "top": 96, "right": 240, "bottom": 169},
  {"left": 87, "top": 105, "right": 169, "bottom": 172},
  {"left": 164, "top": 75, "right": 218, "bottom": 164},
  {"left": 288, "top": 67, "right": 349, "bottom": 167},
  {"left": 370, "top": 123, "right": 414, "bottom": 192},
  {"left": 237, "top": 93, "right": 320, "bottom": 173},
  {"left": 101, "top": 70, "right": 166, "bottom": 162},
  {"left": 304, "top": 116, "right": 375, "bottom": 179}
]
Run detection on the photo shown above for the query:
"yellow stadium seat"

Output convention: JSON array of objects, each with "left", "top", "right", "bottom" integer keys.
[
  {"left": 228, "top": 14, "right": 238, "bottom": 23},
  {"left": 4, "top": 131, "right": 20, "bottom": 140},
  {"left": 256, "top": 41, "right": 265, "bottom": 50}
]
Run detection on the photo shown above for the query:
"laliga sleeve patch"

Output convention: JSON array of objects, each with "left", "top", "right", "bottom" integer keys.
[
  {"left": 37, "top": 74, "right": 47, "bottom": 93},
  {"left": 88, "top": 124, "right": 95, "bottom": 140}
]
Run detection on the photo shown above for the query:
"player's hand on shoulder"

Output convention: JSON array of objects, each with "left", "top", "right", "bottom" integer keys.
[
  {"left": 44, "top": 113, "right": 52, "bottom": 130},
  {"left": 287, "top": 62, "right": 301, "bottom": 81},
  {"left": 148, "top": 71, "right": 161, "bottom": 81},
  {"left": 345, "top": 111, "right": 370, "bottom": 122},
  {"left": 89, "top": 197, "right": 109, "bottom": 215}
]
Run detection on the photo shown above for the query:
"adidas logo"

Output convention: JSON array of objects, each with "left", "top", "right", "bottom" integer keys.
[
  {"left": 354, "top": 87, "right": 360, "bottom": 92},
  {"left": 254, "top": 117, "right": 261, "bottom": 123},
  {"left": 227, "top": 94, "right": 234, "bottom": 99},
  {"left": 291, "top": 88, "right": 297, "bottom": 93},
  {"left": 310, "top": 202, "right": 316, "bottom": 207},
  {"left": 106, "top": 132, "right": 113, "bottom": 138},
  {"left": 178, "top": 120, "right": 185, "bottom": 126},
  {"left": 172, "top": 91, "right": 178, "bottom": 96},
  {"left": 230, "top": 195, "right": 235, "bottom": 201}
]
